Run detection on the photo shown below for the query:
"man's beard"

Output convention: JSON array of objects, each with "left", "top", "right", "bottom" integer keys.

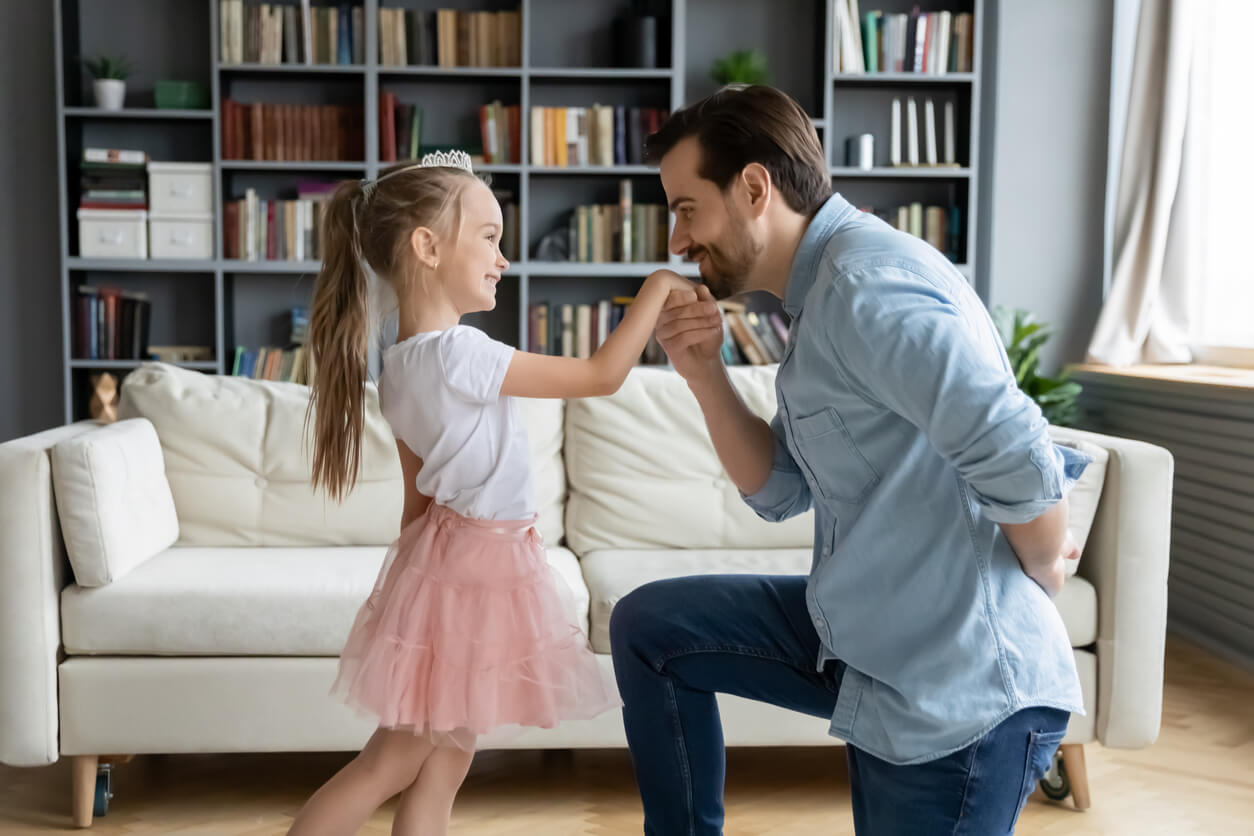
[{"left": 689, "top": 216, "right": 760, "bottom": 300}]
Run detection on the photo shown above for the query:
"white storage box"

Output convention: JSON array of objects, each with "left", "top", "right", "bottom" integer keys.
[
  {"left": 149, "top": 213, "right": 215, "bottom": 260},
  {"left": 77, "top": 209, "right": 148, "bottom": 259},
  {"left": 147, "top": 162, "right": 213, "bottom": 215}
]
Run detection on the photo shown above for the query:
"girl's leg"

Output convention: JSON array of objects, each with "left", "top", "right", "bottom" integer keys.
[
  {"left": 390, "top": 739, "right": 477, "bottom": 836},
  {"left": 287, "top": 727, "right": 436, "bottom": 836}
]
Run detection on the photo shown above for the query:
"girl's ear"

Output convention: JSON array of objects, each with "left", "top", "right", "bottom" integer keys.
[{"left": 410, "top": 226, "right": 440, "bottom": 270}]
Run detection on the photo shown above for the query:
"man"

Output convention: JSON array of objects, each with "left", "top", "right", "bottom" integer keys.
[{"left": 610, "top": 85, "right": 1089, "bottom": 835}]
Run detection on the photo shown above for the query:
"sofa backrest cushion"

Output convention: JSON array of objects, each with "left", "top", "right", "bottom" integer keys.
[
  {"left": 563, "top": 365, "right": 815, "bottom": 554},
  {"left": 51, "top": 418, "right": 179, "bottom": 585},
  {"left": 119, "top": 363, "right": 565, "bottom": 546},
  {"left": 1049, "top": 430, "right": 1110, "bottom": 577}
]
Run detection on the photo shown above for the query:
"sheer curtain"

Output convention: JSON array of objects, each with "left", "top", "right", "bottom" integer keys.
[{"left": 1086, "top": 0, "right": 1206, "bottom": 366}]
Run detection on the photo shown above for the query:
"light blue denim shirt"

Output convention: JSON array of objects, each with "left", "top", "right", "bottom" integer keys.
[{"left": 744, "top": 193, "right": 1088, "bottom": 765}]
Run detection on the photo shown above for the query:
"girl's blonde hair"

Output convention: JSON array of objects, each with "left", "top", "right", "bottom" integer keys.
[{"left": 307, "top": 163, "right": 480, "bottom": 501}]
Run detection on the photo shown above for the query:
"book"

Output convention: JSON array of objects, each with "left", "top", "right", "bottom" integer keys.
[
  {"left": 890, "top": 97, "right": 902, "bottom": 166},
  {"left": 924, "top": 98, "right": 938, "bottom": 165},
  {"left": 906, "top": 97, "right": 919, "bottom": 166},
  {"left": 944, "top": 101, "right": 956, "bottom": 165}
]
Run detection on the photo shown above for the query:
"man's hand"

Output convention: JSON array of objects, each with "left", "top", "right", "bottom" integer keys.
[
  {"left": 1025, "top": 529, "right": 1078, "bottom": 597},
  {"left": 1001, "top": 499, "right": 1075, "bottom": 598},
  {"left": 656, "top": 283, "right": 724, "bottom": 384}
]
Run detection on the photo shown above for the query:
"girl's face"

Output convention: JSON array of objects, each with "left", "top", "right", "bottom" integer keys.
[{"left": 437, "top": 181, "right": 509, "bottom": 315}]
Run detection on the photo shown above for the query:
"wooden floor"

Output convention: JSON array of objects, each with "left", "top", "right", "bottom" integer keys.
[{"left": 2, "top": 635, "right": 1251, "bottom": 835}]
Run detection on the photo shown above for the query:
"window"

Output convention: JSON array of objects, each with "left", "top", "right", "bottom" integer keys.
[{"left": 1193, "top": 0, "right": 1254, "bottom": 358}]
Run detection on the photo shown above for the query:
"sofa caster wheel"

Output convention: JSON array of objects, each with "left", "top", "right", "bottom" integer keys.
[
  {"left": 93, "top": 764, "right": 113, "bottom": 818},
  {"left": 1039, "top": 751, "right": 1070, "bottom": 801}
]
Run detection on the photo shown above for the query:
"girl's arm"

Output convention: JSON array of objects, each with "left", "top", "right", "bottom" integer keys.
[
  {"left": 500, "top": 269, "right": 703, "bottom": 399},
  {"left": 397, "top": 441, "right": 433, "bottom": 529}
]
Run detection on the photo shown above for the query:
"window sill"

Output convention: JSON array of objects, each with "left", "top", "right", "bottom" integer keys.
[{"left": 1068, "top": 363, "right": 1254, "bottom": 393}]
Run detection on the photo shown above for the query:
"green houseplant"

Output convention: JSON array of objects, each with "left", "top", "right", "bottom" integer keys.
[
  {"left": 992, "top": 306, "right": 1083, "bottom": 427},
  {"left": 85, "top": 55, "right": 132, "bottom": 111},
  {"left": 711, "top": 49, "right": 769, "bottom": 86}
]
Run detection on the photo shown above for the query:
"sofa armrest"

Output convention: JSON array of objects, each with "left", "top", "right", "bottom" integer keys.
[
  {"left": 0, "top": 423, "right": 97, "bottom": 766},
  {"left": 1054, "top": 426, "right": 1174, "bottom": 749}
]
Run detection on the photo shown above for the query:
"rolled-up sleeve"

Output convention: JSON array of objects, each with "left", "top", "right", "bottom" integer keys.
[
  {"left": 740, "top": 412, "right": 814, "bottom": 522},
  {"left": 825, "top": 267, "right": 1090, "bottom": 525}
]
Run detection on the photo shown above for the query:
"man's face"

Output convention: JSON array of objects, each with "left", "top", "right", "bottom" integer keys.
[{"left": 659, "top": 136, "right": 764, "bottom": 300}]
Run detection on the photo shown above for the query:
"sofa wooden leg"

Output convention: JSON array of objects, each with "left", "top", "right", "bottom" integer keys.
[
  {"left": 71, "top": 755, "right": 98, "bottom": 828},
  {"left": 1060, "top": 743, "right": 1091, "bottom": 811}
]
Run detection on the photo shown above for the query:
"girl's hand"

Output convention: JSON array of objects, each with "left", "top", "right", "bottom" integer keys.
[
  {"left": 644, "top": 268, "right": 698, "bottom": 297},
  {"left": 656, "top": 283, "right": 724, "bottom": 383}
]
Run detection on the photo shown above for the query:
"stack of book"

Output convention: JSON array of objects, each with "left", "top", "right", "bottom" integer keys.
[
  {"left": 528, "top": 299, "right": 667, "bottom": 364},
  {"left": 379, "top": 98, "right": 520, "bottom": 166},
  {"left": 834, "top": 4, "right": 974, "bottom": 75},
  {"left": 221, "top": 100, "right": 365, "bottom": 162},
  {"left": 223, "top": 182, "right": 336, "bottom": 261},
  {"left": 74, "top": 286, "right": 152, "bottom": 361},
  {"left": 378, "top": 7, "right": 521, "bottom": 67},
  {"left": 378, "top": 93, "right": 422, "bottom": 163},
  {"left": 859, "top": 202, "right": 961, "bottom": 262},
  {"left": 219, "top": 1, "right": 365, "bottom": 65},
  {"left": 530, "top": 106, "right": 668, "bottom": 168},
  {"left": 491, "top": 187, "right": 520, "bottom": 262},
  {"left": 479, "top": 100, "right": 521, "bottom": 165},
  {"left": 232, "top": 307, "right": 314, "bottom": 384},
  {"left": 79, "top": 148, "right": 148, "bottom": 211},
  {"left": 719, "top": 300, "right": 790, "bottom": 366},
  {"left": 568, "top": 180, "right": 668, "bottom": 263}
]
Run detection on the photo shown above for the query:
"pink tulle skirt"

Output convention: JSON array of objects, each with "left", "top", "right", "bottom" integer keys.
[{"left": 331, "top": 503, "right": 620, "bottom": 750}]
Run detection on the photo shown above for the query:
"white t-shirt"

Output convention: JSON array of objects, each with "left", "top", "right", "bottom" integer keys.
[{"left": 378, "top": 325, "right": 534, "bottom": 521}]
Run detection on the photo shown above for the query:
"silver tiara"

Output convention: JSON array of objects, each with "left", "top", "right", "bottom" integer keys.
[
  {"left": 360, "top": 149, "right": 475, "bottom": 200},
  {"left": 419, "top": 149, "right": 474, "bottom": 172}
]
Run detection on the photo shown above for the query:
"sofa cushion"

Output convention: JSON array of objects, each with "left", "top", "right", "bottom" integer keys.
[
  {"left": 61, "top": 545, "right": 588, "bottom": 655},
  {"left": 564, "top": 366, "right": 814, "bottom": 555},
  {"left": 1053, "top": 575, "right": 1098, "bottom": 647},
  {"left": 580, "top": 549, "right": 815, "bottom": 653},
  {"left": 119, "top": 363, "right": 566, "bottom": 547},
  {"left": 1050, "top": 434, "right": 1109, "bottom": 577},
  {"left": 50, "top": 419, "right": 179, "bottom": 587},
  {"left": 581, "top": 550, "right": 1098, "bottom": 654},
  {"left": 517, "top": 397, "right": 566, "bottom": 546}
]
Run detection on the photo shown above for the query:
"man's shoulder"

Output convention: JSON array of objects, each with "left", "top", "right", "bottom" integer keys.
[{"left": 814, "top": 219, "right": 967, "bottom": 307}]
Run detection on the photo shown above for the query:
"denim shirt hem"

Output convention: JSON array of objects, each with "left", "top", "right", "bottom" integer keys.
[{"left": 827, "top": 697, "right": 1087, "bottom": 767}]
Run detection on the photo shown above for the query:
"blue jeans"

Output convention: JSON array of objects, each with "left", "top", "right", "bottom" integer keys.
[{"left": 609, "top": 575, "right": 1069, "bottom": 835}]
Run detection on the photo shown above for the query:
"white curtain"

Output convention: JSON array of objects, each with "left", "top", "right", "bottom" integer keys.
[{"left": 1086, "top": 0, "right": 1206, "bottom": 366}]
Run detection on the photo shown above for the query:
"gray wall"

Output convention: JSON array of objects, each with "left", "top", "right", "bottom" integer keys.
[
  {"left": 0, "top": 3, "right": 61, "bottom": 442},
  {"left": 0, "top": 1, "right": 1118, "bottom": 441},
  {"left": 978, "top": 0, "right": 1114, "bottom": 374}
]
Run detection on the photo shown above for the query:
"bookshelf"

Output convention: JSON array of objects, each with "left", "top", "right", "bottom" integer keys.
[{"left": 54, "top": 0, "right": 983, "bottom": 422}]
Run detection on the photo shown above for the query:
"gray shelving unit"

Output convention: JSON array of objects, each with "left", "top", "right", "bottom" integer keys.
[{"left": 54, "top": 0, "right": 983, "bottom": 423}]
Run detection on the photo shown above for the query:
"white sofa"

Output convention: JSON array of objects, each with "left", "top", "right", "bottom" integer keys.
[{"left": 0, "top": 363, "right": 1173, "bottom": 827}]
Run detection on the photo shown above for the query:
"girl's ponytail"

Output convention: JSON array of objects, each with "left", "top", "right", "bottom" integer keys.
[{"left": 307, "top": 179, "right": 370, "bottom": 501}]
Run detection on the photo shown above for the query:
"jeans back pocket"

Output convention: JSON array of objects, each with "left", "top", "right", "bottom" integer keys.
[{"left": 1011, "top": 729, "right": 1066, "bottom": 831}]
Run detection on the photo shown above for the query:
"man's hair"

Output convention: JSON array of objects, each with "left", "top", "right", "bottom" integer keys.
[{"left": 645, "top": 85, "right": 832, "bottom": 216}]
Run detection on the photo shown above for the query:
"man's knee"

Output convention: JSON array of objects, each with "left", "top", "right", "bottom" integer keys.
[{"left": 609, "top": 578, "right": 687, "bottom": 661}]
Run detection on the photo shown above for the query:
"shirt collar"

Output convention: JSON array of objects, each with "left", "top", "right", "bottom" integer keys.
[{"left": 783, "top": 193, "right": 856, "bottom": 317}]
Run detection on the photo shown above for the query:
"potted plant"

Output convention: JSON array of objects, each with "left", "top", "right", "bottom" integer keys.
[
  {"left": 86, "top": 55, "right": 132, "bottom": 111},
  {"left": 993, "top": 306, "right": 1083, "bottom": 427},
  {"left": 711, "top": 49, "right": 769, "bottom": 86}
]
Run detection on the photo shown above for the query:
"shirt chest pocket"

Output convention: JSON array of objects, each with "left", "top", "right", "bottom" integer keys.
[{"left": 790, "top": 408, "right": 879, "bottom": 505}]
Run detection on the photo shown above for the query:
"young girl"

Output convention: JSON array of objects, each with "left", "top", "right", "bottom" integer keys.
[{"left": 286, "top": 151, "right": 702, "bottom": 836}]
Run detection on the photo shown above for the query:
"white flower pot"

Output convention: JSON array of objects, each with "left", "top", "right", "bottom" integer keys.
[{"left": 93, "top": 79, "right": 126, "bottom": 111}]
